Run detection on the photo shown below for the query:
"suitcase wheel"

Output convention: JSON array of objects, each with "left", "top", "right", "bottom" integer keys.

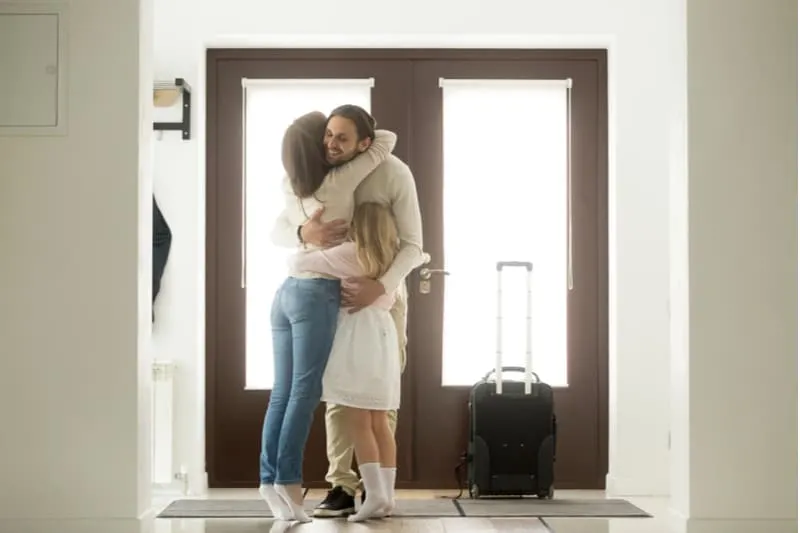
[
  {"left": 536, "top": 484, "right": 555, "bottom": 500},
  {"left": 469, "top": 484, "right": 480, "bottom": 499}
]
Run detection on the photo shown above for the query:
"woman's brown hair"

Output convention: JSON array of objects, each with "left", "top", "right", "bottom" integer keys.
[{"left": 281, "top": 111, "right": 329, "bottom": 198}]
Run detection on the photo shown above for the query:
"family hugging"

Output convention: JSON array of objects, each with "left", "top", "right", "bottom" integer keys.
[{"left": 258, "top": 105, "right": 425, "bottom": 523}]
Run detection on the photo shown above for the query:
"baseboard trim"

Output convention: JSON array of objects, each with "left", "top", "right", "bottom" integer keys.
[
  {"left": 605, "top": 473, "right": 670, "bottom": 497},
  {"left": 151, "top": 483, "right": 185, "bottom": 499},
  {"left": 668, "top": 508, "right": 797, "bottom": 533},
  {"left": 140, "top": 504, "right": 158, "bottom": 524}
]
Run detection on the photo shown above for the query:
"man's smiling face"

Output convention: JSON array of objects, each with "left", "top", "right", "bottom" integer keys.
[{"left": 323, "top": 115, "right": 371, "bottom": 166}]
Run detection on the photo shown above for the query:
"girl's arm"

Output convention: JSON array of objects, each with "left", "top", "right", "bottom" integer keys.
[
  {"left": 288, "top": 242, "right": 361, "bottom": 279},
  {"left": 292, "top": 242, "right": 397, "bottom": 310},
  {"left": 325, "top": 130, "right": 397, "bottom": 194}
]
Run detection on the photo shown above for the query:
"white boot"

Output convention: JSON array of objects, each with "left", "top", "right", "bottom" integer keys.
[
  {"left": 258, "top": 484, "right": 292, "bottom": 520},
  {"left": 380, "top": 467, "right": 397, "bottom": 517},
  {"left": 347, "top": 463, "right": 387, "bottom": 522}
]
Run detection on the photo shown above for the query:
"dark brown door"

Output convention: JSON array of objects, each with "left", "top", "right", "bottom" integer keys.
[
  {"left": 206, "top": 49, "right": 607, "bottom": 489},
  {"left": 206, "top": 52, "right": 415, "bottom": 487},
  {"left": 407, "top": 57, "right": 608, "bottom": 489}
]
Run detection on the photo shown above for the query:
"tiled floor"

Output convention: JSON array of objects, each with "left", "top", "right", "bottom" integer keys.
[{"left": 151, "top": 489, "right": 671, "bottom": 532}]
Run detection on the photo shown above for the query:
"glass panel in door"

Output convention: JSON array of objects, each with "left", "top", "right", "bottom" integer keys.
[{"left": 439, "top": 79, "right": 570, "bottom": 387}]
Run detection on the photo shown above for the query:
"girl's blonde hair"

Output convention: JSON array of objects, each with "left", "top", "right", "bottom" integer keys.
[{"left": 350, "top": 202, "right": 400, "bottom": 279}]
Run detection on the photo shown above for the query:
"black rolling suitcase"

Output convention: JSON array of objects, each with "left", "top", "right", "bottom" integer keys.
[{"left": 466, "top": 261, "right": 557, "bottom": 499}]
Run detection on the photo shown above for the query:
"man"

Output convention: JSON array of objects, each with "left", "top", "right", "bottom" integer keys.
[{"left": 271, "top": 105, "right": 424, "bottom": 517}]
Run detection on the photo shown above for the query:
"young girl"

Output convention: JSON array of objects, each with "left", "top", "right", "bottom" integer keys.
[
  {"left": 259, "top": 111, "right": 397, "bottom": 523},
  {"left": 289, "top": 202, "right": 416, "bottom": 522}
]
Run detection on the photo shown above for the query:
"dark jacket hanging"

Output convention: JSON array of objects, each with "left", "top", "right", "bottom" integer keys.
[{"left": 153, "top": 196, "right": 172, "bottom": 320}]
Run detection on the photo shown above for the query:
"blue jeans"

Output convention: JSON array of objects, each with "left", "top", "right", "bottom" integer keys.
[{"left": 259, "top": 277, "right": 340, "bottom": 485}]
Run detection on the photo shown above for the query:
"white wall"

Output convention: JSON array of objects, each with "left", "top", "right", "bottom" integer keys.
[
  {"left": 0, "top": 0, "right": 153, "bottom": 531},
  {"left": 152, "top": 0, "right": 684, "bottom": 495},
  {"left": 671, "top": 0, "right": 797, "bottom": 531}
]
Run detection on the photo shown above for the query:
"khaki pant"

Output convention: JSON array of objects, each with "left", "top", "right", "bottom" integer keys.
[{"left": 324, "top": 282, "right": 408, "bottom": 495}]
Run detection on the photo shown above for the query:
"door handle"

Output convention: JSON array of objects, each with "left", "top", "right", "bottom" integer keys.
[
  {"left": 418, "top": 267, "right": 449, "bottom": 295},
  {"left": 419, "top": 268, "right": 450, "bottom": 281}
]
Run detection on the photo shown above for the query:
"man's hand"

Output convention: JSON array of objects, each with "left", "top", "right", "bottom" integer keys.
[
  {"left": 341, "top": 277, "right": 386, "bottom": 313},
  {"left": 300, "top": 207, "right": 349, "bottom": 248}
]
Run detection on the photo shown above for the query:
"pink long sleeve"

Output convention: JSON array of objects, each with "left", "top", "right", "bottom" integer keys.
[
  {"left": 288, "top": 242, "right": 395, "bottom": 310},
  {"left": 290, "top": 242, "right": 361, "bottom": 279}
]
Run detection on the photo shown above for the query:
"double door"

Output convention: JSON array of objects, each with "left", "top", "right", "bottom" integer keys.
[{"left": 205, "top": 49, "right": 608, "bottom": 489}]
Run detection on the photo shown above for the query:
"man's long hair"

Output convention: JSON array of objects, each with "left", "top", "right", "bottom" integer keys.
[
  {"left": 328, "top": 104, "right": 377, "bottom": 141},
  {"left": 281, "top": 111, "right": 329, "bottom": 198}
]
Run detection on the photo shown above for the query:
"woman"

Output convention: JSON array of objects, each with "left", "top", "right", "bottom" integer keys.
[{"left": 258, "top": 111, "right": 397, "bottom": 522}]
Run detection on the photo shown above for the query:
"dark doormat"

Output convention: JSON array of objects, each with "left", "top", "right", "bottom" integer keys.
[
  {"left": 157, "top": 498, "right": 460, "bottom": 518},
  {"left": 455, "top": 497, "right": 651, "bottom": 517},
  {"left": 157, "top": 497, "right": 650, "bottom": 519}
]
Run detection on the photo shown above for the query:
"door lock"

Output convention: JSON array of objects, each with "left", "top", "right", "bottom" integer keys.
[{"left": 418, "top": 267, "right": 450, "bottom": 294}]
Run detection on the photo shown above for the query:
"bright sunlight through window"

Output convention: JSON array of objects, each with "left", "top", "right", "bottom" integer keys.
[
  {"left": 440, "top": 79, "right": 571, "bottom": 387},
  {"left": 244, "top": 79, "right": 372, "bottom": 390}
]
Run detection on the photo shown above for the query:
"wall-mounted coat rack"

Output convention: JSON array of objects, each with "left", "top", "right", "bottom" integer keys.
[{"left": 153, "top": 78, "right": 191, "bottom": 140}]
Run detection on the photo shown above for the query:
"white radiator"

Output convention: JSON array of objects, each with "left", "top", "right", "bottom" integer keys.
[{"left": 151, "top": 360, "right": 177, "bottom": 486}]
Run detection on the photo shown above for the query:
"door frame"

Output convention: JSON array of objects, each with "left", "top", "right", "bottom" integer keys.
[{"left": 206, "top": 48, "right": 608, "bottom": 488}]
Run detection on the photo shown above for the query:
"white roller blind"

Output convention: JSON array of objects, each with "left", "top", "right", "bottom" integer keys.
[{"left": 439, "top": 79, "right": 571, "bottom": 387}]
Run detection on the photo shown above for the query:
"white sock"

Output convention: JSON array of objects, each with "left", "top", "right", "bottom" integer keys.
[
  {"left": 274, "top": 484, "right": 311, "bottom": 523},
  {"left": 347, "top": 463, "right": 387, "bottom": 522},
  {"left": 380, "top": 467, "right": 397, "bottom": 516},
  {"left": 258, "top": 484, "right": 292, "bottom": 520}
]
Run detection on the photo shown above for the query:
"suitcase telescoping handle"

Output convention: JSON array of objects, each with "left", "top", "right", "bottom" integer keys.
[
  {"left": 482, "top": 367, "right": 540, "bottom": 382},
  {"left": 495, "top": 261, "right": 534, "bottom": 395}
]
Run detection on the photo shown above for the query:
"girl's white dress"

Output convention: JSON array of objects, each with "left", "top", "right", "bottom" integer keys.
[{"left": 289, "top": 242, "right": 401, "bottom": 410}]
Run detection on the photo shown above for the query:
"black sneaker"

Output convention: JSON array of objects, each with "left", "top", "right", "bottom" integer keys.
[{"left": 313, "top": 486, "right": 356, "bottom": 517}]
